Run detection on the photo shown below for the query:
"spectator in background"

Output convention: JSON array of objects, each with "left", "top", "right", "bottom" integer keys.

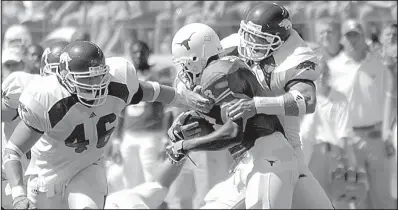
[
  {"left": 314, "top": 18, "right": 343, "bottom": 61},
  {"left": 327, "top": 19, "right": 395, "bottom": 209},
  {"left": 3, "top": 24, "right": 32, "bottom": 50},
  {"left": 1, "top": 47, "right": 25, "bottom": 81},
  {"left": 23, "top": 44, "right": 44, "bottom": 75},
  {"left": 109, "top": 40, "right": 173, "bottom": 194},
  {"left": 378, "top": 23, "right": 397, "bottom": 205}
]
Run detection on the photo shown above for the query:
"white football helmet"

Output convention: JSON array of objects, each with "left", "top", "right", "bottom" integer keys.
[
  {"left": 172, "top": 23, "right": 224, "bottom": 90},
  {"left": 3, "top": 25, "right": 32, "bottom": 50}
]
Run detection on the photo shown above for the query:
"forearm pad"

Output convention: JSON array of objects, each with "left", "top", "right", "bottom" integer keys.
[{"left": 253, "top": 90, "right": 307, "bottom": 116}]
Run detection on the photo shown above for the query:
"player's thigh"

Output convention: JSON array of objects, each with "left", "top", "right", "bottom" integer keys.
[
  {"left": 65, "top": 162, "right": 108, "bottom": 209},
  {"left": 292, "top": 146, "right": 334, "bottom": 209},
  {"left": 27, "top": 175, "right": 68, "bottom": 209},
  {"left": 245, "top": 170, "right": 297, "bottom": 209},
  {"left": 201, "top": 173, "right": 245, "bottom": 209}
]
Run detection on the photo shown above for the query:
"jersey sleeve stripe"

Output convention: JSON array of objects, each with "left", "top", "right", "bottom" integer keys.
[
  {"left": 108, "top": 82, "right": 129, "bottom": 103},
  {"left": 48, "top": 95, "right": 78, "bottom": 128},
  {"left": 284, "top": 79, "right": 315, "bottom": 92},
  {"left": 130, "top": 84, "right": 143, "bottom": 105},
  {"left": 23, "top": 120, "right": 44, "bottom": 134}
]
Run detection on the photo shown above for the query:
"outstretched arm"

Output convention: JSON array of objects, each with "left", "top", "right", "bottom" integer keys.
[{"left": 139, "top": 80, "right": 213, "bottom": 112}]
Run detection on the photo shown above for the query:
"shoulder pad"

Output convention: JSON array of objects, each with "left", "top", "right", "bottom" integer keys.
[
  {"left": 2, "top": 72, "right": 39, "bottom": 109},
  {"left": 106, "top": 57, "right": 140, "bottom": 104},
  {"left": 18, "top": 77, "right": 59, "bottom": 133}
]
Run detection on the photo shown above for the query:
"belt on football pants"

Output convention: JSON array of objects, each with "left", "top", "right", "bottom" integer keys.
[{"left": 352, "top": 122, "right": 382, "bottom": 139}]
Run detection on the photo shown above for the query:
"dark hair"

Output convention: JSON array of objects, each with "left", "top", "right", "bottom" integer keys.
[
  {"left": 25, "top": 44, "right": 44, "bottom": 56},
  {"left": 129, "top": 40, "right": 151, "bottom": 55}
]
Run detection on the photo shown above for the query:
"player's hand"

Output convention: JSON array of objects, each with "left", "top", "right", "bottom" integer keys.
[
  {"left": 181, "top": 85, "right": 213, "bottom": 113},
  {"left": 165, "top": 141, "right": 187, "bottom": 165},
  {"left": 168, "top": 112, "right": 201, "bottom": 142},
  {"left": 13, "top": 195, "right": 36, "bottom": 209},
  {"left": 226, "top": 93, "right": 256, "bottom": 121}
]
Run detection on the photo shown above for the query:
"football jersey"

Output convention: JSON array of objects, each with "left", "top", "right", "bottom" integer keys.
[
  {"left": 19, "top": 57, "right": 142, "bottom": 188},
  {"left": 198, "top": 56, "right": 285, "bottom": 160},
  {"left": 250, "top": 29, "right": 321, "bottom": 148}
]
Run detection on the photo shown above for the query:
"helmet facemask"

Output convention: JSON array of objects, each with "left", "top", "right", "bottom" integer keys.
[
  {"left": 238, "top": 20, "right": 284, "bottom": 62},
  {"left": 174, "top": 56, "right": 204, "bottom": 90},
  {"left": 41, "top": 48, "right": 59, "bottom": 76},
  {"left": 59, "top": 62, "right": 111, "bottom": 107}
]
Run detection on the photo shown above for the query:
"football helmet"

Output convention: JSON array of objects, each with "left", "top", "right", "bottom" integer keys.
[
  {"left": 40, "top": 41, "right": 69, "bottom": 76},
  {"left": 58, "top": 41, "right": 111, "bottom": 107},
  {"left": 238, "top": 3, "right": 292, "bottom": 61},
  {"left": 172, "top": 23, "right": 224, "bottom": 90}
]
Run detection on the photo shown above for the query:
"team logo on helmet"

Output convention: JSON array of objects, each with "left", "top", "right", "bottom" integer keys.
[
  {"left": 278, "top": 19, "right": 292, "bottom": 31},
  {"left": 60, "top": 52, "right": 72, "bottom": 71},
  {"left": 175, "top": 32, "right": 196, "bottom": 50}
]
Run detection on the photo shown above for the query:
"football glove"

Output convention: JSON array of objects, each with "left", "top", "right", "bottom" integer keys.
[
  {"left": 165, "top": 140, "right": 189, "bottom": 165},
  {"left": 167, "top": 111, "right": 202, "bottom": 143}
]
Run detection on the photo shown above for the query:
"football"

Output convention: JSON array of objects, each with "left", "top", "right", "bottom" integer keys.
[{"left": 182, "top": 111, "right": 215, "bottom": 139}]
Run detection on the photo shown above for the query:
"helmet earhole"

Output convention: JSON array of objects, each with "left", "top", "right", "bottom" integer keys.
[{"left": 193, "top": 56, "right": 197, "bottom": 61}]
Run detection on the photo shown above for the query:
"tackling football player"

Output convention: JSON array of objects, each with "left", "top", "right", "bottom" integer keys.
[
  {"left": 3, "top": 41, "right": 210, "bottom": 209},
  {"left": 225, "top": 3, "right": 333, "bottom": 208}
]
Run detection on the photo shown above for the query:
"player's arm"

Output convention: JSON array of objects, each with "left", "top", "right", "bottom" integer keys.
[
  {"left": 4, "top": 103, "right": 46, "bottom": 201},
  {"left": 251, "top": 62, "right": 319, "bottom": 117},
  {"left": 138, "top": 80, "right": 212, "bottom": 112},
  {"left": 181, "top": 119, "right": 243, "bottom": 152}
]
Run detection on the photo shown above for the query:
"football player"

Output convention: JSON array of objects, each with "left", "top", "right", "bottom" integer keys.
[
  {"left": 225, "top": 2, "right": 333, "bottom": 208},
  {"left": 1, "top": 40, "right": 68, "bottom": 209},
  {"left": 3, "top": 41, "right": 210, "bottom": 209},
  {"left": 168, "top": 23, "right": 301, "bottom": 209}
]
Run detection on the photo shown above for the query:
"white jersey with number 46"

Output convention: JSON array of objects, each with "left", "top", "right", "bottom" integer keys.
[{"left": 19, "top": 57, "right": 142, "bottom": 188}]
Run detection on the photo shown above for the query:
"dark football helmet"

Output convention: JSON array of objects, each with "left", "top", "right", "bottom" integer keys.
[
  {"left": 40, "top": 41, "right": 69, "bottom": 76},
  {"left": 238, "top": 2, "right": 292, "bottom": 61},
  {"left": 58, "top": 41, "right": 111, "bottom": 107}
]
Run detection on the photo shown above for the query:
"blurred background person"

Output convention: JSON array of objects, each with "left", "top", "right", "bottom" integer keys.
[
  {"left": 2, "top": 24, "right": 32, "bottom": 50},
  {"left": 23, "top": 44, "right": 44, "bottom": 75},
  {"left": 326, "top": 19, "right": 395, "bottom": 209},
  {"left": 2, "top": 47, "right": 25, "bottom": 81},
  {"left": 107, "top": 40, "right": 174, "bottom": 194},
  {"left": 313, "top": 18, "right": 343, "bottom": 61}
]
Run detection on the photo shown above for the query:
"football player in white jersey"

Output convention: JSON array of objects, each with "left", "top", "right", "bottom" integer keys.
[
  {"left": 224, "top": 2, "right": 333, "bottom": 208},
  {"left": 3, "top": 41, "right": 210, "bottom": 209},
  {"left": 1, "top": 40, "right": 69, "bottom": 209}
]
